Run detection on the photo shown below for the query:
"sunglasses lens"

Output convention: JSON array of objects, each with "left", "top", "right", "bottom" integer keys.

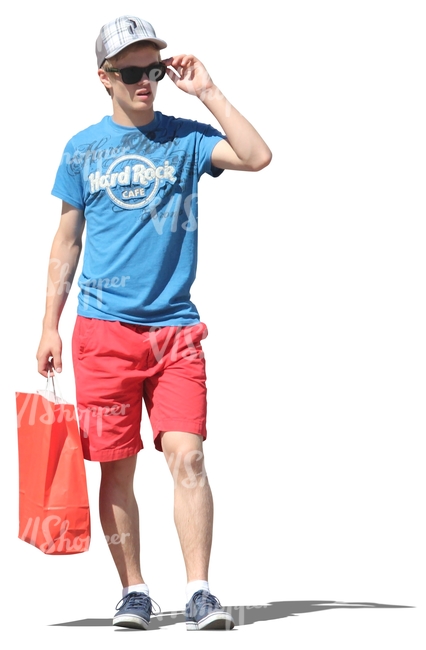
[
  {"left": 148, "top": 64, "right": 166, "bottom": 81},
  {"left": 120, "top": 67, "right": 142, "bottom": 84},
  {"left": 120, "top": 64, "right": 166, "bottom": 84}
]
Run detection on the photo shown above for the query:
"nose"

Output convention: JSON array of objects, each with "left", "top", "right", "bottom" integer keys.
[{"left": 137, "top": 72, "right": 153, "bottom": 85}]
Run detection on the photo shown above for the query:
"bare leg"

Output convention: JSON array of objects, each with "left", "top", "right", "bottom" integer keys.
[
  {"left": 99, "top": 454, "right": 145, "bottom": 588},
  {"left": 161, "top": 431, "right": 213, "bottom": 582}
]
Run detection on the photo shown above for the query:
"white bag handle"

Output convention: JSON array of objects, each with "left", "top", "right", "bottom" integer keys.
[{"left": 42, "top": 369, "right": 65, "bottom": 404}]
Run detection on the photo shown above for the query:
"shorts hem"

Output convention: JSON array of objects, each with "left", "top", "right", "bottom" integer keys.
[
  {"left": 153, "top": 420, "right": 207, "bottom": 451},
  {"left": 82, "top": 442, "right": 143, "bottom": 463}
]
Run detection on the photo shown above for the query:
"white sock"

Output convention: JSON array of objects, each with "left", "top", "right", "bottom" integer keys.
[
  {"left": 186, "top": 580, "right": 210, "bottom": 602},
  {"left": 123, "top": 583, "right": 149, "bottom": 598}
]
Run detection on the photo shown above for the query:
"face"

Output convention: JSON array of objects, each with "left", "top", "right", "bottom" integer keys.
[{"left": 100, "top": 45, "right": 162, "bottom": 126}]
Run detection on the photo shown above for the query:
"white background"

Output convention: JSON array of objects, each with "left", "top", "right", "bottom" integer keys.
[{"left": 1, "top": 1, "right": 425, "bottom": 648}]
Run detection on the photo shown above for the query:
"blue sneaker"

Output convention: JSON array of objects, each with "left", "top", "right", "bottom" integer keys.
[
  {"left": 186, "top": 590, "right": 234, "bottom": 630},
  {"left": 113, "top": 591, "right": 158, "bottom": 630}
]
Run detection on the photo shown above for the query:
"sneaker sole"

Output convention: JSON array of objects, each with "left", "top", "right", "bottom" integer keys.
[
  {"left": 113, "top": 614, "right": 150, "bottom": 630},
  {"left": 186, "top": 612, "right": 235, "bottom": 631}
]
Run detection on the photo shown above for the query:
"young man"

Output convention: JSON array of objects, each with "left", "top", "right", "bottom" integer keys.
[{"left": 36, "top": 15, "right": 272, "bottom": 631}]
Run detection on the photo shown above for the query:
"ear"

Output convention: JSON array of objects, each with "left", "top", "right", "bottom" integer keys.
[{"left": 98, "top": 69, "right": 113, "bottom": 92}]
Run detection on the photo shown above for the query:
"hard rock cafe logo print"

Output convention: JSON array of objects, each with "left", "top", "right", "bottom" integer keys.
[{"left": 88, "top": 155, "right": 177, "bottom": 210}]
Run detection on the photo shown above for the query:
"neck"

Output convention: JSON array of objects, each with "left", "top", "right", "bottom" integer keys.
[{"left": 111, "top": 105, "right": 156, "bottom": 128}]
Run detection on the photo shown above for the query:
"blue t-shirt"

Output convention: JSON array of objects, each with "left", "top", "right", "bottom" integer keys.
[{"left": 52, "top": 112, "right": 225, "bottom": 325}]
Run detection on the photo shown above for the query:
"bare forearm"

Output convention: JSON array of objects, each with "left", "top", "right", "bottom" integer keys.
[
  {"left": 200, "top": 86, "right": 272, "bottom": 171},
  {"left": 37, "top": 202, "right": 84, "bottom": 376},
  {"left": 165, "top": 55, "right": 272, "bottom": 171},
  {"left": 42, "top": 237, "right": 82, "bottom": 331},
  {"left": 37, "top": 238, "right": 82, "bottom": 376}
]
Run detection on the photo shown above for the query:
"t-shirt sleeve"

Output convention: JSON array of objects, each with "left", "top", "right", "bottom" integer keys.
[
  {"left": 196, "top": 123, "right": 226, "bottom": 180},
  {"left": 51, "top": 139, "right": 85, "bottom": 211}
]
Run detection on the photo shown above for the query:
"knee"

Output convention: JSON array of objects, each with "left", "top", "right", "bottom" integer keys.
[{"left": 162, "top": 433, "right": 207, "bottom": 487}]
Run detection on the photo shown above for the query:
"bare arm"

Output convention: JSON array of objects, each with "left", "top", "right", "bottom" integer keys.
[
  {"left": 36, "top": 201, "right": 85, "bottom": 376},
  {"left": 164, "top": 54, "right": 272, "bottom": 171}
]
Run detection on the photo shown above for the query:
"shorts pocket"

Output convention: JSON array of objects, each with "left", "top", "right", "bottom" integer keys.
[{"left": 75, "top": 317, "right": 97, "bottom": 359}]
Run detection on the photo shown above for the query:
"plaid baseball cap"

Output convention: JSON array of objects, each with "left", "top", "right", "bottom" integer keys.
[{"left": 96, "top": 16, "right": 167, "bottom": 68}]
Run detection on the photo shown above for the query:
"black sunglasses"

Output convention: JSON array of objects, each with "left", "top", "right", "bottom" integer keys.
[{"left": 108, "top": 62, "right": 167, "bottom": 84}]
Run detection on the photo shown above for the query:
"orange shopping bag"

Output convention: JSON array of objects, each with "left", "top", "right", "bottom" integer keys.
[{"left": 16, "top": 373, "right": 90, "bottom": 555}]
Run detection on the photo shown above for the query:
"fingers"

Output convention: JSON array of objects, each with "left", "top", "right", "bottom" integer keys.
[
  {"left": 37, "top": 338, "right": 63, "bottom": 377},
  {"left": 162, "top": 54, "right": 213, "bottom": 96},
  {"left": 37, "top": 356, "right": 62, "bottom": 378},
  {"left": 37, "top": 356, "right": 53, "bottom": 378},
  {"left": 163, "top": 54, "right": 203, "bottom": 79},
  {"left": 161, "top": 56, "right": 174, "bottom": 66},
  {"left": 163, "top": 54, "right": 199, "bottom": 69},
  {"left": 52, "top": 350, "right": 63, "bottom": 374},
  {"left": 166, "top": 66, "right": 181, "bottom": 85}
]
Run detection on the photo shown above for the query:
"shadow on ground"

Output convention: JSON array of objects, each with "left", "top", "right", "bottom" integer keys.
[{"left": 51, "top": 599, "right": 414, "bottom": 629}]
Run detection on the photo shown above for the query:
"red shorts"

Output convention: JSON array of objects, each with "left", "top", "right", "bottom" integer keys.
[{"left": 72, "top": 316, "right": 208, "bottom": 462}]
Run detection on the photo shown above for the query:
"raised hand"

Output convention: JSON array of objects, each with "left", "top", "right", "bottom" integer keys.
[{"left": 163, "top": 55, "right": 215, "bottom": 98}]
